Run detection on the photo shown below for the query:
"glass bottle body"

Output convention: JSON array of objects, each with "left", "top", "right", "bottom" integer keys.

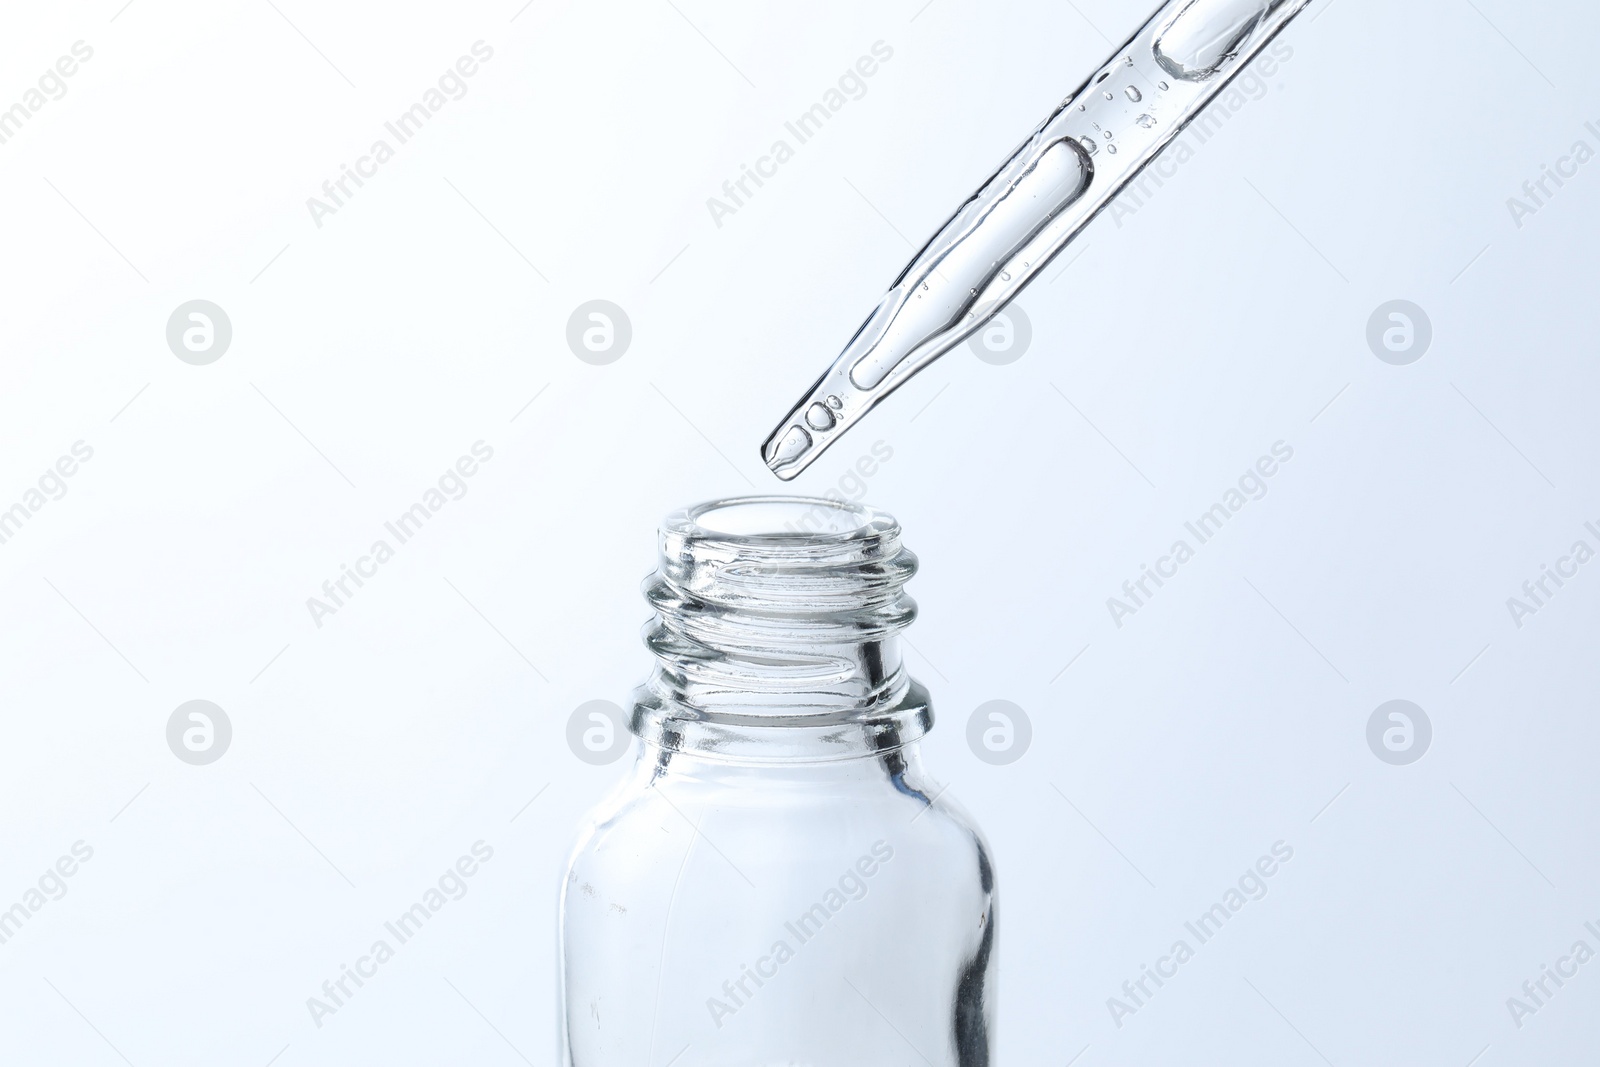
[{"left": 561, "top": 728, "right": 995, "bottom": 1065}]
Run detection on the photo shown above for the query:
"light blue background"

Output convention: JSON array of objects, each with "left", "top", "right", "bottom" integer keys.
[{"left": 1, "top": 0, "right": 1595, "bottom": 1063}]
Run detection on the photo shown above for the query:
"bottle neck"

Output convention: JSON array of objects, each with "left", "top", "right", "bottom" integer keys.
[{"left": 630, "top": 496, "right": 933, "bottom": 762}]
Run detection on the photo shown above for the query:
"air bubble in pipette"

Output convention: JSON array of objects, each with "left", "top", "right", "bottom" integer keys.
[
  {"left": 772, "top": 426, "right": 811, "bottom": 465},
  {"left": 1155, "top": 0, "right": 1288, "bottom": 81}
]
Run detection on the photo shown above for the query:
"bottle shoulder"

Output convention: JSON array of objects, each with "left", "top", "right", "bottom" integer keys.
[{"left": 565, "top": 748, "right": 994, "bottom": 894}]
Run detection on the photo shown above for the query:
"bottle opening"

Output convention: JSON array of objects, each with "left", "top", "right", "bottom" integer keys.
[{"left": 687, "top": 495, "right": 879, "bottom": 539}]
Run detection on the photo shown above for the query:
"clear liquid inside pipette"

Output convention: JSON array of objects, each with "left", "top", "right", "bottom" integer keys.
[{"left": 761, "top": 0, "right": 1314, "bottom": 479}]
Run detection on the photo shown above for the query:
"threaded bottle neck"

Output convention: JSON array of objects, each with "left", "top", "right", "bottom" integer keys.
[{"left": 632, "top": 496, "right": 931, "bottom": 759}]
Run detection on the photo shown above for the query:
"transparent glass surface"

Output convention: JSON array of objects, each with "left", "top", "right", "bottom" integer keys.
[
  {"left": 761, "top": 0, "right": 1317, "bottom": 479},
  {"left": 560, "top": 497, "right": 996, "bottom": 1066}
]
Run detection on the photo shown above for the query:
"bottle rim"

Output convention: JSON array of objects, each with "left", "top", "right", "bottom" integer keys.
[{"left": 670, "top": 494, "right": 892, "bottom": 545}]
